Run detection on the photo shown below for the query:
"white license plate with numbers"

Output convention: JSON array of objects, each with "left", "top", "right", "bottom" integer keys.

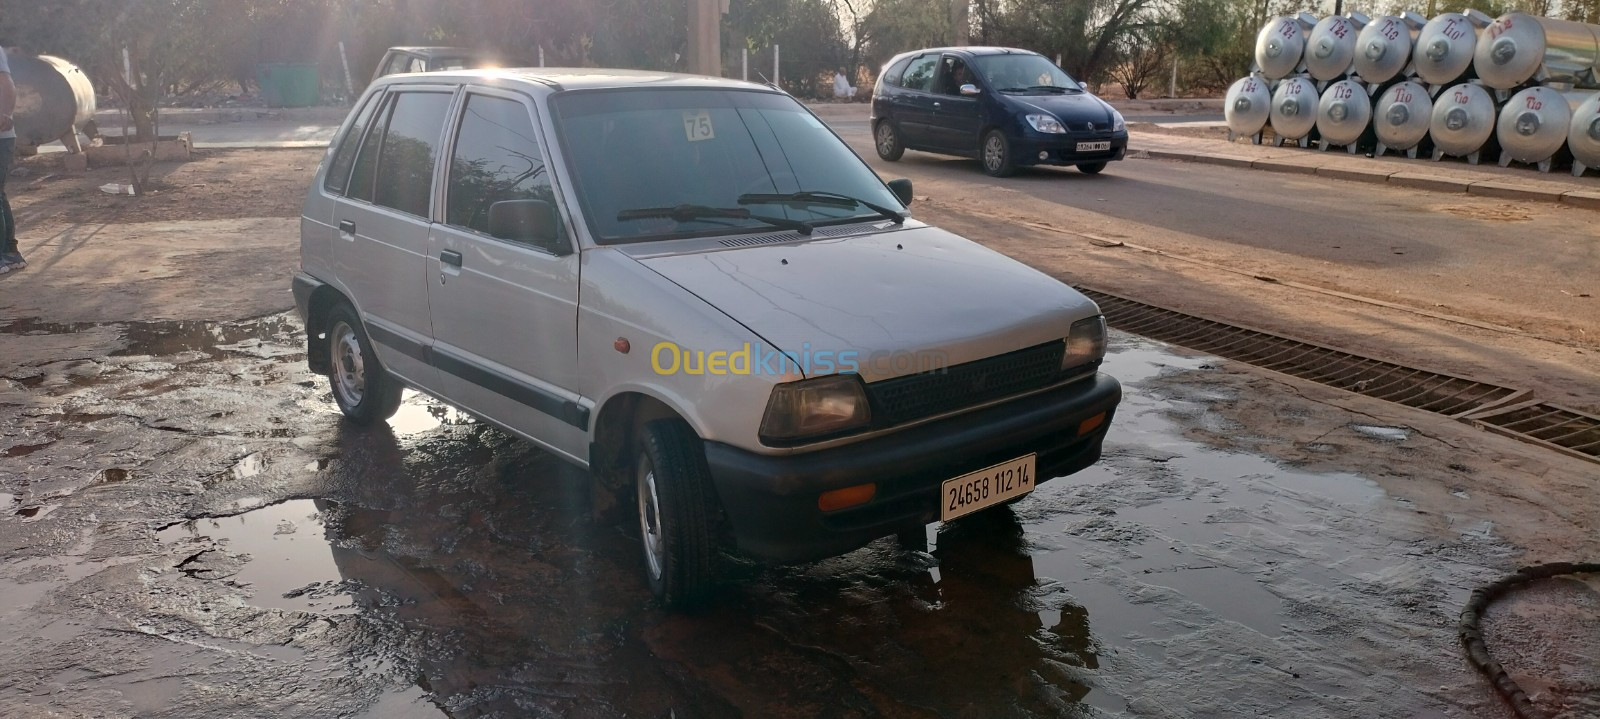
[
  {"left": 940, "top": 454, "right": 1036, "bottom": 521},
  {"left": 1076, "top": 141, "right": 1111, "bottom": 152}
]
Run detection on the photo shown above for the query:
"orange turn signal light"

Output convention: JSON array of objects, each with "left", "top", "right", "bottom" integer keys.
[
  {"left": 818, "top": 483, "right": 876, "bottom": 512},
  {"left": 1078, "top": 412, "right": 1107, "bottom": 435}
]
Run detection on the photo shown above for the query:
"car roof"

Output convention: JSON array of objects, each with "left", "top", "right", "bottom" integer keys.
[
  {"left": 387, "top": 46, "right": 486, "bottom": 57},
  {"left": 890, "top": 46, "right": 1043, "bottom": 62},
  {"left": 377, "top": 67, "right": 783, "bottom": 93}
]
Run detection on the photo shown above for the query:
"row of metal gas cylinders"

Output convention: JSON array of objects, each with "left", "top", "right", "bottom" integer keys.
[{"left": 1225, "top": 10, "right": 1600, "bottom": 175}]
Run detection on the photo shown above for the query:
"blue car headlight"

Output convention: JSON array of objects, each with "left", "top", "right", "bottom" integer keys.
[{"left": 1025, "top": 114, "right": 1067, "bottom": 134}]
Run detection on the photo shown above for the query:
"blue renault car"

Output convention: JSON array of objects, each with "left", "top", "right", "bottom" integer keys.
[{"left": 871, "top": 47, "right": 1128, "bottom": 177}]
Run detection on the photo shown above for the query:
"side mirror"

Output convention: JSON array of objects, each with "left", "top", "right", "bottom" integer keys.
[
  {"left": 886, "top": 178, "right": 913, "bottom": 206},
  {"left": 959, "top": 83, "right": 980, "bottom": 96},
  {"left": 488, "top": 199, "right": 565, "bottom": 253}
]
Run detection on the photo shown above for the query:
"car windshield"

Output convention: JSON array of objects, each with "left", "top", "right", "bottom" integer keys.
[
  {"left": 972, "top": 54, "right": 1083, "bottom": 94},
  {"left": 550, "top": 88, "right": 904, "bottom": 243}
]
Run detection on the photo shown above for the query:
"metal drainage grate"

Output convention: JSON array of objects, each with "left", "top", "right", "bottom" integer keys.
[
  {"left": 1078, "top": 288, "right": 1525, "bottom": 418},
  {"left": 1466, "top": 402, "right": 1600, "bottom": 463}
]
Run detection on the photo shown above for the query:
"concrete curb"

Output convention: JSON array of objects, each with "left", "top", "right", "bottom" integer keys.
[{"left": 1138, "top": 145, "right": 1598, "bottom": 209}]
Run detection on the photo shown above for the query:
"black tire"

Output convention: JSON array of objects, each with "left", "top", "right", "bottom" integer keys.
[
  {"left": 874, "top": 120, "right": 905, "bottom": 161},
  {"left": 1078, "top": 162, "right": 1108, "bottom": 175},
  {"left": 980, "top": 129, "right": 1016, "bottom": 177},
  {"left": 325, "top": 303, "right": 404, "bottom": 425},
  {"left": 635, "top": 418, "right": 719, "bottom": 607}
]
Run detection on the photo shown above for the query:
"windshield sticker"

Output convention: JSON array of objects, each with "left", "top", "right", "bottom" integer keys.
[{"left": 682, "top": 110, "right": 715, "bottom": 142}]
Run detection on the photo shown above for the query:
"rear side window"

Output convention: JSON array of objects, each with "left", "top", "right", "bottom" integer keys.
[
  {"left": 324, "top": 92, "right": 382, "bottom": 195},
  {"left": 445, "top": 94, "right": 559, "bottom": 243},
  {"left": 372, "top": 91, "right": 453, "bottom": 218},
  {"left": 901, "top": 55, "right": 938, "bottom": 92},
  {"left": 881, "top": 57, "right": 911, "bottom": 88},
  {"left": 346, "top": 95, "right": 394, "bottom": 202}
]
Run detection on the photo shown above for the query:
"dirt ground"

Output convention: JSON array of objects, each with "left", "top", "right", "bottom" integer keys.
[{"left": 2, "top": 148, "right": 1598, "bottom": 718}]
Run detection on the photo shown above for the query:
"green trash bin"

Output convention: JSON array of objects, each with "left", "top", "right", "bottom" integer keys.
[{"left": 256, "top": 63, "right": 321, "bottom": 108}]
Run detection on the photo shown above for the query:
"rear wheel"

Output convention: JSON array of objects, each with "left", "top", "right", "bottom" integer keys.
[
  {"left": 980, "top": 130, "right": 1016, "bottom": 177},
  {"left": 1078, "top": 162, "right": 1108, "bottom": 175},
  {"left": 325, "top": 303, "right": 404, "bottom": 425},
  {"left": 875, "top": 120, "right": 905, "bottom": 161},
  {"left": 635, "top": 418, "right": 719, "bottom": 607}
]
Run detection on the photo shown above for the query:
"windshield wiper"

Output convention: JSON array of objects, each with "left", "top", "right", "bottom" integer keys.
[
  {"left": 616, "top": 204, "right": 813, "bottom": 235},
  {"left": 737, "top": 191, "right": 905, "bottom": 225}
]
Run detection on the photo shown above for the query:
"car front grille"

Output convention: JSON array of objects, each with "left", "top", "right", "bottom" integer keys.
[{"left": 865, "top": 341, "right": 1078, "bottom": 426}]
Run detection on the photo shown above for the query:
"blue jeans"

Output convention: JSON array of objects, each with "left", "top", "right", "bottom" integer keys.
[{"left": 0, "top": 137, "right": 14, "bottom": 254}]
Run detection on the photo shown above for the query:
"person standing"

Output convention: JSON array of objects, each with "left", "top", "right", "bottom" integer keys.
[{"left": 0, "top": 45, "right": 23, "bottom": 275}]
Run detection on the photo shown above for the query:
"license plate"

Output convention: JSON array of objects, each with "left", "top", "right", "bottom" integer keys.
[
  {"left": 1076, "top": 141, "right": 1111, "bottom": 152},
  {"left": 940, "top": 454, "right": 1036, "bottom": 522}
]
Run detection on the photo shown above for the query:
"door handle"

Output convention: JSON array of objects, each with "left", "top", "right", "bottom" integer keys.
[
  {"left": 338, "top": 220, "right": 355, "bottom": 240},
  {"left": 932, "top": 101, "right": 941, "bottom": 109},
  {"left": 440, "top": 250, "right": 463, "bottom": 268}
]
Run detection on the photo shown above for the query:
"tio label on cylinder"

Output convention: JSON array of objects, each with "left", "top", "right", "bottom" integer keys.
[{"left": 1430, "top": 82, "right": 1496, "bottom": 164}]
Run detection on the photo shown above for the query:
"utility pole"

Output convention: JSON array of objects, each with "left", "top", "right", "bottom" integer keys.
[{"left": 687, "top": 0, "right": 726, "bottom": 76}]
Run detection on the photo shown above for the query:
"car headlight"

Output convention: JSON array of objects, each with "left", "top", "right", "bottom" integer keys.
[
  {"left": 760, "top": 374, "right": 872, "bottom": 442},
  {"left": 1112, "top": 110, "right": 1126, "bottom": 133},
  {"left": 1025, "top": 114, "right": 1067, "bottom": 134},
  {"left": 1063, "top": 315, "right": 1107, "bottom": 371}
]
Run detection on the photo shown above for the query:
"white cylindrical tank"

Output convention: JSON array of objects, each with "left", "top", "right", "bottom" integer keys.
[
  {"left": 1354, "top": 12, "right": 1427, "bottom": 84},
  {"left": 1270, "top": 76, "right": 1319, "bottom": 143},
  {"left": 1225, "top": 75, "right": 1273, "bottom": 141},
  {"left": 1430, "top": 82, "right": 1497, "bottom": 162},
  {"left": 1569, "top": 92, "right": 1600, "bottom": 176},
  {"left": 11, "top": 54, "right": 97, "bottom": 152},
  {"left": 1256, "top": 14, "right": 1318, "bottom": 80},
  {"left": 1374, "top": 80, "right": 1433, "bottom": 157},
  {"left": 1306, "top": 13, "right": 1370, "bottom": 81},
  {"left": 1316, "top": 79, "right": 1372, "bottom": 150},
  {"left": 1495, "top": 86, "right": 1574, "bottom": 170},
  {"left": 1475, "top": 13, "right": 1600, "bottom": 90},
  {"left": 1415, "top": 10, "right": 1493, "bottom": 88}
]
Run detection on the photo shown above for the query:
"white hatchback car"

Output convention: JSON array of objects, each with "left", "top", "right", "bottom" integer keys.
[{"left": 294, "top": 68, "right": 1121, "bottom": 606}]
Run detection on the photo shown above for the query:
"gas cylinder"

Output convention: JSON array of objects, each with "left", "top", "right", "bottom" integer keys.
[
  {"left": 1374, "top": 80, "right": 1433, "bottom": 157},
  {"left": 1225, "top": 75, "right": 1273, "bottom": 142},
  {"left": 1415, "top": 10, "right": 1494, "bottom": 89},
  {"left": 1564, "top": 92, "right": 1600, "bottom": 176},
  {"left": 1316, "top": 79, "right": 1372, "bottom": 151},
  {"left": 1475, "top": 13, "right": 1600, "bottom": 91},
  {"left": 1495, "top": 86, "right": 1574, "bottom": 171},
  {"left": 1256, "top": 14, "right": 1319, "bottom": 80},
  {"left": 1430, "top": 82, "right": 1496, "bottom": 163},
  {"left": 1354, "top": 12, "right": 1427, "bottom": 84},
  {"left": 1270, "top": 76, "right": 1319, "bottom": 145},
  {"left": 1306, "top": 13, "right": 1371, "bottom": 81}
]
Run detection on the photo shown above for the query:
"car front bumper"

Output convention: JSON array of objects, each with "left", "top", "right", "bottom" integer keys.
[
  {"left": 1013, "top": 134, "right": 1128, "bottom": 165},
  {"left": 702, "top": 374, "right": 1121, "bottom": 563}
]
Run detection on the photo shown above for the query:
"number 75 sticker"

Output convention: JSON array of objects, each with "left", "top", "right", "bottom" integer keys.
[{"left": 682, "top": 110, "right": 715, "bottom": 142}]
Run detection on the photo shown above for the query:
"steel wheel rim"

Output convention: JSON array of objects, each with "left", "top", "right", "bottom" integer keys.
[
  {"left": 984, "top": 135, "right": 1004, "bottom": 170},
  {"left": 876, "top": 124, "right": 895, "bottom": 155},
  {"left": 637, "top": 458, "right": 665, "bottom": 581},
  {"left": 331, "top": 321, "right": 365, "bottom": 407}
]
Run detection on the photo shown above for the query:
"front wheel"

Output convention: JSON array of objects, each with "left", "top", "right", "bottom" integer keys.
[
  {"left": 980, "top": 130, "right": 1016, "bottom": 177},
  {"left": 875, "top": 120, "right": 905, "bottom": 161},
  {"left": 1077, "top": 162, "right": 1108, "bottom": 175},
  {"left": 635, "top": 418, "right": 719, "bottom": 607},
  {"left": 325, "top": 303, "right": 404, "bottom": 425}
]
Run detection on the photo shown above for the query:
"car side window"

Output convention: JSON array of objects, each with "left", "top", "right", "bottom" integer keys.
[
  {"left": 881, "top": 57, "right": 912, "bottom": 88},
  {"left": 324, "top": 91, "right": 383, "bottom": 195},
  {"left": 937, "top": 56, "right": 972, "bottom": 95},
  {"left": 346, "top": 94, "right": 395, "bottom": 202},
  {"left": 407, "top": 57, "right": 428, "bottom": 73},
  {"left": 444, "top": 93, "right": 564, "bottom": 251},
  {"left": 383, "top": 54, "right": 411, "bottom": 77},
  {"left": 369, "top": 91, "right": 453, "bottom": 218},
  {"left": 901, "top": 55, "right": 938, "bottom": 92}
]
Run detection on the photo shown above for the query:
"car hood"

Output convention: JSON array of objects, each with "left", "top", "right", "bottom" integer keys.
[
  {"left": 631, "top": 226, "right": 1099, "bottom": 383},
  {"left": 1008, "top": 92, "right": 1118, "bottom": 130}
]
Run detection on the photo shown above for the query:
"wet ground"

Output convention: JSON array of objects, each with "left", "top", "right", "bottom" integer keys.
[{"left": 4, "top": 311, "right": 1598, "bottom": 719}]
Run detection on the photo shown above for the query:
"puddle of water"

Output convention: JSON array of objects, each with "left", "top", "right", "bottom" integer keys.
[
  {"left": 2, "top": 440, "right": 55, "bottom": 458},
  {"left": 0, "top": 315, "right": 298, "bottom": 359},
  {"left": 352, "top": 686, "right": 447, "bottom": 719},
  {"left": 157, "top": 500, "right": 356, "bottom": 614},
  {"left": 388, "top": 392, "right": 475, "bottom": 436},
  {"left": 1351, "top": 424, "right": 1411, "bottom": 442},
  {"left": 96, "top": 468, "right": 130, "bottom": 483},
  {"left": 15, "top": 504, "right": 59, "bottom": 522},
  {"left": 0, "top": 493, "right": 15, "bottom": 511},
  {"left": 228, "top": 452, "right": 267, "bottom": 480}
]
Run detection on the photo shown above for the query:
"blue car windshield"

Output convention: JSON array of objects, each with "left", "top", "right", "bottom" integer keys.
[
  {"left": 550, "top": 89, "right": 904, "bottom": 244},
  {"left": 973, "top": 55, "right": 1084, "bottom": 94}
]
